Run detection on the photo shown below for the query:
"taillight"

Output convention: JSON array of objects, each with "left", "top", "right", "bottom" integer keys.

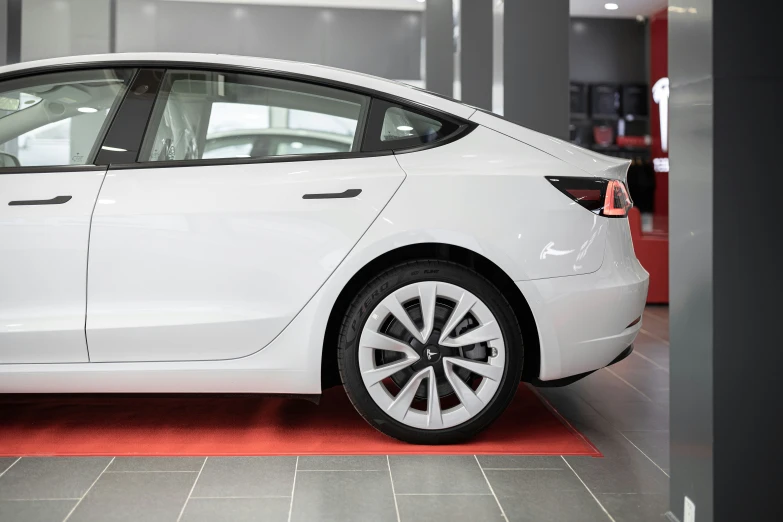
[
  {"left": 603, "top": 179, "right": 633, "bottom": 217},
  {"left": 545, "top": 176, "right": 633, "bottom": 218}
]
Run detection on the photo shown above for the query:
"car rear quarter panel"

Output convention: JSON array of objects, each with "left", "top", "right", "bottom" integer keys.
[{"left": 389, "top": 125, "right": 608, "bottom": 281}]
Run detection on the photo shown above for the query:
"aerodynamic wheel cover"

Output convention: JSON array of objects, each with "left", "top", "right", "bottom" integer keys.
[{"left": 358, "top": 281, "right": 506, "bottom": 430}]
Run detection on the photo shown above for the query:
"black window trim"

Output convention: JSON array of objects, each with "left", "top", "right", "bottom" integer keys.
[
  {"left": 0, "top": 164, "right": 108, "bottom": 176},
  {"left": 0, "top": 60, "right": 477, "bottom": 172},
  {"left": 94, "top": 68, "right": 165, "bottom": 165}
]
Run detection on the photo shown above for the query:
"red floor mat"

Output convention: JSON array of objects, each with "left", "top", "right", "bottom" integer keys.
[{"left": 0, "top": 384, "right": 600, "bottom": 457}]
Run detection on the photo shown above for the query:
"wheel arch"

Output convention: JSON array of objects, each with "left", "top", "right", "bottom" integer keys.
[{"left": 321, "top": 242, "right": 541, "bottom": 389}]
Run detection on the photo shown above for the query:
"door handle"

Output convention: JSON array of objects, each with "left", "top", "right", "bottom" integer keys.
[
  {"left": 8, "top": 195, "right": 72, "bottom": 206},
  {"left": 302, "top": 189, "right": 362, "bottom": 200}
]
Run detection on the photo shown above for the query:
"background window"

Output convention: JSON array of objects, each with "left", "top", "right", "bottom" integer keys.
[
  {"left": 0, "top": 69, "right": 135, "bottom": 168},
  {"left": 141, "top": 71, "right": 368, "bottom": 162}
]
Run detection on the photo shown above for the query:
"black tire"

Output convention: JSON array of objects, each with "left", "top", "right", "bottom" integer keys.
[{"left": 337, "top": 260, "right": 524, "bottom": 444}]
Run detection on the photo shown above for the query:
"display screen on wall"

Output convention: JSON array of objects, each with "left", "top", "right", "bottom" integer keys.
[
  {"left": 590, "top": 84, "right": 620, "bottom": 119},
  {"left": 622, "top": 85, "right": 648, "bottom": 119},
  {"left": 570, "top": 83, "right": 589, "bottom": 119}
]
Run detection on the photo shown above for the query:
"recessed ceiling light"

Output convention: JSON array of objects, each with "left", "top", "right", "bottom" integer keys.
[
  {"left": 78, "top": 107, "right": 98, "bottom": 113},
  {"left": 605, "top": 3, "right": 619, "bottom": 10},
  {"left": 291, "top": 142, "right": 303, "bottom": 149},
  {"left": 397, "top": 125, "right": 414, "bottom": 132}
]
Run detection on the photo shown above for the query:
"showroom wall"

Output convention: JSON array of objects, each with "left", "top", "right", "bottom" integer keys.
[
  {"left": 0, "top": 0, "right": 7, "bottom": 65},
  {"left": 669, "top": 0, "right": 713, "bottom": 518},
  {"left": 671, "top": 0, "right": 783, "bottom": 519},
  {"left": 570, "top": 17, "right": 647, "bottom": 84},
  {"left": 0, "top": 0, "right": 21, "bottom": 65},
  {"left": 20, "top": 0, "right": 110, "bottom": 61},
  {"left": 115, "top": 0, "right": 422, "bottom": 80}
]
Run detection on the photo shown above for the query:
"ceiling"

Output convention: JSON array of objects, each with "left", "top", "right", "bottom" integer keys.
[
  {"left": 163, "top": 0, "right": 428, "bottom": 11},
  {"left": 570, "top": 0, "right": 668, "bottom": 18},
  {"left": 164, "top": 0, "right": 669, "bottom": 18}
]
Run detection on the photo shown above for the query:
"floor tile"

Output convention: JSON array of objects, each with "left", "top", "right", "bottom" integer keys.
[
  {"left": 297, "top": 455, "right": 388, "bottom": 471},
  {"left": 192, "top": 457, "right": 296, "bottom": 498},
  {"left": 499, "top": 488, "right": 609, "bottom": 522},
  {"left": 397, "top": 494, "right": 503, "bottom": 522},
  {"left": 570, "top": 371, "right": 651, "bottom": 403},
  {"left": 609, "top": 366, "right": 670, "bottom": 403},
  {"left": 632, "top": 345, "right": 670, "bottom": 371},
  {"left": 621, "top": 431, "right": 670, "bottom": 471},
  {"left": 476, "top": 455, "right": 565, "bottom": 470},
  {"left": 588, "top": 401, "right": 670, "bottom": 431},
  {"left": 499, "top": 490, "right": 609, "bottom": 522},
  {"left": 484, "top": 469, "right": 585, "bottom": 496},
  {"left": 599, "top": 493, "right": 670, "bottom": 521},
  {"left": 565, "top": 455, "right": 668, "bottom": 494},
  {"left": 610, "top": 351, "right": 663, "bottom": 372},
  {"left": 68, "top": 471, "right": 196, "bottom": 522},
  {"left": 0, "top": 458, "right": 18, "bottom": 476},
  {"left": 567, "top": 419, "right": 649, "bottom": 460},
  {"left": 182, "top": 497, "right": 289, "bottom": 522},
  {"left": 0, "top": 499, "right": 76, "bottom": 522},
  {"left": 109, "top": 457, "right": 205, "bottom": 472},
  {"left": 634, "top": 327, "right": 669, "bottom": 347},
  {"left": 0, "top": 457, "right": 111, "bottom": 500},
  {"left": 290, "top": 470, "right": 396, "bottom": 522},
  {"left": 640, "top": 314, "right": 669, "bottom": 342},
  {"left": 537, "top": 388, "right": 604, "bottom": 423},
  {"left": 389, "top": 456, "right": 489, "bottom": 495},
  {"left": 643, "top": 305, "right": 669, "bottom": 322}
]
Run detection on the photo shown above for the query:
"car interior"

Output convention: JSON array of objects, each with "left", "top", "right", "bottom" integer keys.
[
  {"left": 141, "top": 71, "right": 367, "bottom": 163},
  {"left": 0, "top": 68, "right": 133, "bottom": 167}
]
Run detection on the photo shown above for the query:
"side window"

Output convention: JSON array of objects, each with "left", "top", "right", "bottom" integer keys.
[
  {"left": 0, "top": 68, "right": 135, "bottom": 168},
  {"left": 140, "top": 70, "right": 368, "bottom": 163},
  {"left": 381, "top": 107, "right": 444, "bottom": 142},
  {"left": 362, "top": 99, "right": 463, "bottom": 152}
]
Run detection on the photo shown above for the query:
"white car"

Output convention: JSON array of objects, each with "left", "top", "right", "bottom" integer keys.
[{"left": 0, "top": 54, "right": 648, "bottom": 444}]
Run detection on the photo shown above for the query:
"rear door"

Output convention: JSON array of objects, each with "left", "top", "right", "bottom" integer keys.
[
  {"left": 0, "top": 67, "right": 135, "bottom": 363},
  {"left": 86, "top": 68, "right": 405, "bottom": 362}
]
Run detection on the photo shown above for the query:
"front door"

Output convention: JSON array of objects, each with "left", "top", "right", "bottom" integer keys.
[
  {"left": 85, "top": 68, "right": 405, "bottom": 362},
  {"left": 0, "top": 67, "right": 135, "bottom": 363}
]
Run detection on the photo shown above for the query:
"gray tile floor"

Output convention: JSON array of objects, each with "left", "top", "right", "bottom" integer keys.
[{"left": 0, "top": 306, "right": 670, "bottom": 522}]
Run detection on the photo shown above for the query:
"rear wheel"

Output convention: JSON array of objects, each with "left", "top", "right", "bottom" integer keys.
[{"left": 337, "top": 260, "right": 524, "bottom": 444}]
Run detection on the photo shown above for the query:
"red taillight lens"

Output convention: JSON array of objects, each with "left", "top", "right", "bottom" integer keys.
[
  {"left": 545, "top": 176, "right": 633, "bottom": 218},
  {"left": 602, "top": 179, "right": 633, "bottom": 217}
]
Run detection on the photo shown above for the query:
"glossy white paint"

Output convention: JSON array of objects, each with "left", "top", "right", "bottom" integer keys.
[
  {"left": 0, "top": 53, "right": 649, "bottom": 395},
  {"left": 518, "top": 218, "right": 649, "bottom": 380},
  {"left": 87, "top": 156, "right": 405, "bottom": 362},
  {"left": 471, "top": 110, "right": 631, "bottom": 181},
  {"left": 391, "top": 126, "right": 608, "bottom": 281},
  {"left": 0, "top": 169, "right": 105, "bottom": 363}
]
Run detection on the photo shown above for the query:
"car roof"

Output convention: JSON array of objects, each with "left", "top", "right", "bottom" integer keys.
[{"left": 0, "top": 53, "right": 476, "bottom": 120}]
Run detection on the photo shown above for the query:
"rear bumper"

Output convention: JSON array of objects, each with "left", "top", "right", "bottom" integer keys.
[
  {"left": 532, "top": 344, "right": 634, "bottom": 387},
  {"left": 517, "top": 219, "right": 649, "bottom": 381}
]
